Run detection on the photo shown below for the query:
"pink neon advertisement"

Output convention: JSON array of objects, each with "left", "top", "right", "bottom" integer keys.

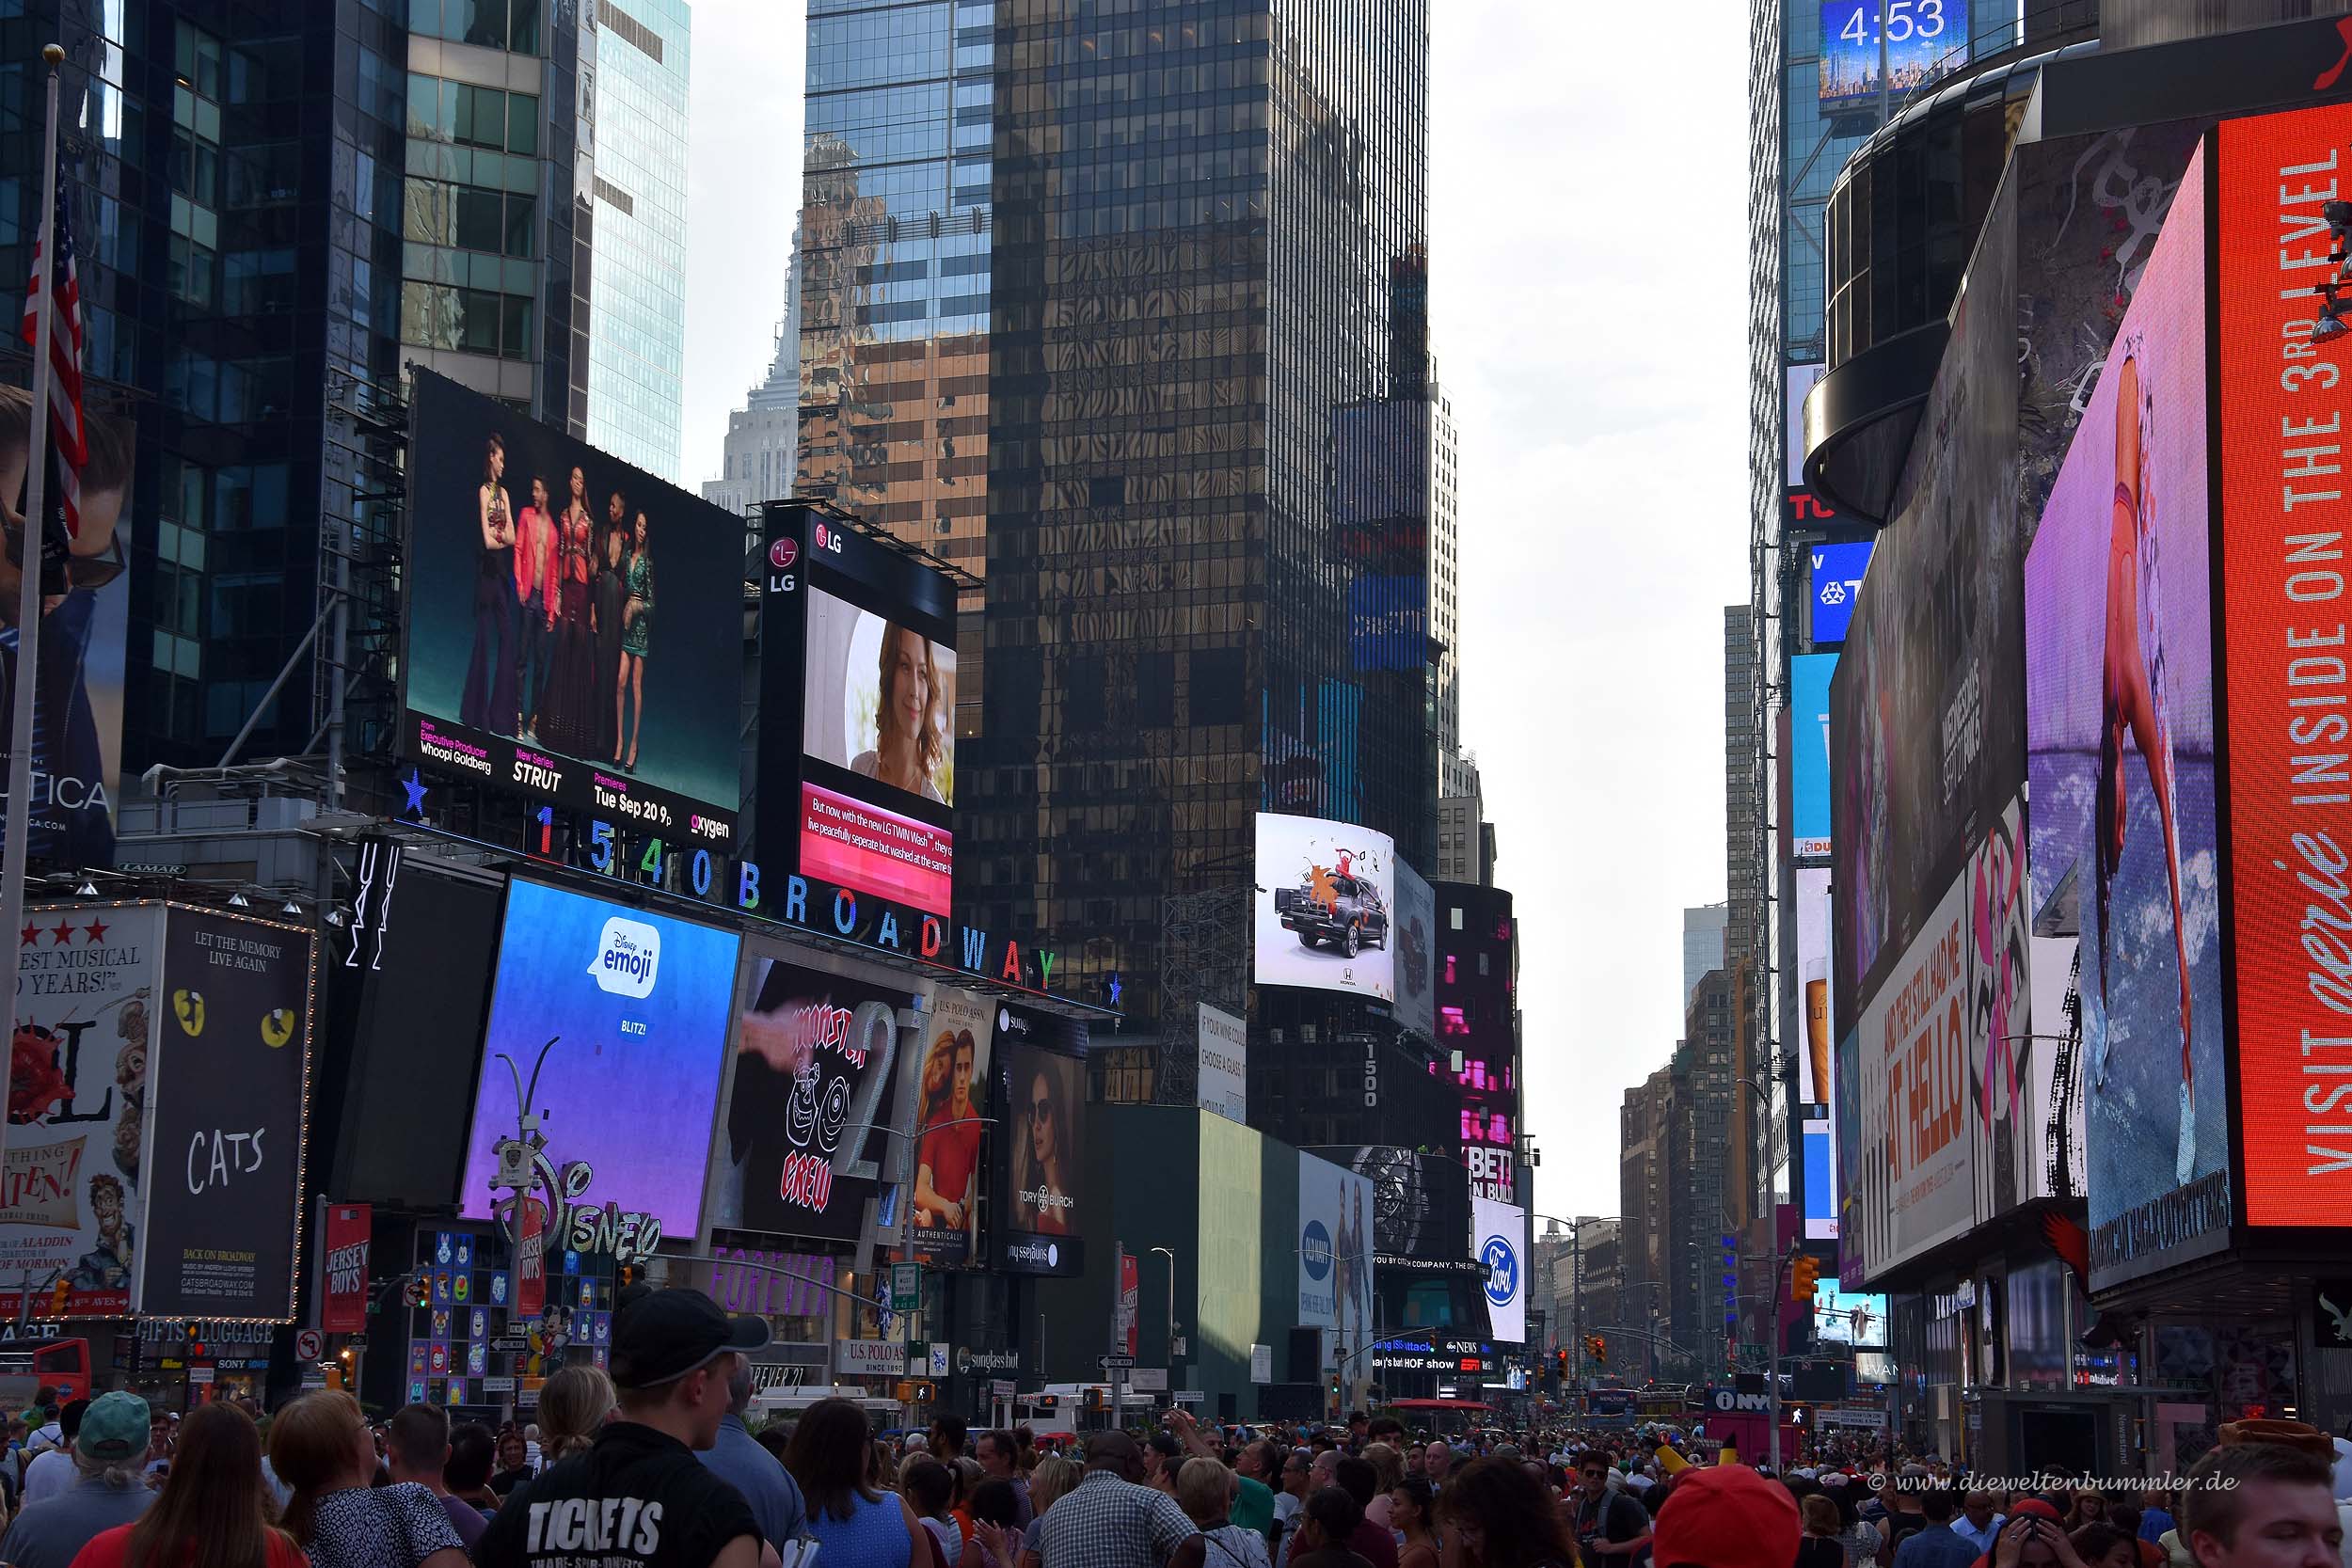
[{"left": 799, "top": 781, "right": 952, "bottom": 915}]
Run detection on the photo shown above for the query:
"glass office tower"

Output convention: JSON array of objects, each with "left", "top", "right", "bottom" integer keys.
[
  {"left": 793, "top": 0, "right": 1435, "bottom": 1044},
  {"left": 0, "top": 0, "right": 612, "bottom": 789},
  {"left": 580, "top": 0, "right": 691, "bottom": 481}
]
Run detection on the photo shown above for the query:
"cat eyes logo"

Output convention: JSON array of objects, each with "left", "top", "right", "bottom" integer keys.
[
  {"left": 172, "top": 990, "right": 206, "bottom": 1037},
  {"left": 261, "top": 1008, "right": 295, "bottom": 1049}
]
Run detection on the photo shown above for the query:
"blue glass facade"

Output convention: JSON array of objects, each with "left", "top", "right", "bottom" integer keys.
[{"left": 582, "top": 0, "right": 690, "bottom": 481}]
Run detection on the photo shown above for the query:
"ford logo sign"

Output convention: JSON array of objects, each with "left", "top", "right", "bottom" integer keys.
[
  {"left": 1301, "top": 1219, "right": 1333, "bottom": 1281},
  {"left": 1480, "top": 1235, "right": 1518, "bottom": 1307}
]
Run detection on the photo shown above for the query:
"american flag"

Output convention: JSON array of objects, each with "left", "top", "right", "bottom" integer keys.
[{"left": 18, "top": 161, "right": 84, "bottom": 578}]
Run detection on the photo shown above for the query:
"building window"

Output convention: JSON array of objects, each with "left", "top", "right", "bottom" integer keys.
[{"left": 411, "top": 0, "right": 543, "bottom": 55}]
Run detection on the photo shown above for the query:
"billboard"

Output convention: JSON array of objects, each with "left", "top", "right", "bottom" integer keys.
[
  {"left": 1347, "top": 576, "right": 1429, "bottom": 672},
  {"left": 707, "top": 948, "right": 914, "bottom": 1245},
  {"left": 1819, "top": 0, "right": 1970, "bottom": 106},
  {"left": 1254, "top": 813, "right": 1396, "bottom": 1001},
  {"left": 138, "top": 907, "right": 316, "bottom": 1320},
  {"left": 1439, "top": 884, "right": 1518, "bottom": 1203},
  {"left": 1298, "top": 1151, "right": 1375, "bottom": 1375},
  {"left": 1, "top": 903, "right": 162, "bottom": 1316},
  {"left": 896, "top": 984, "right": 993, "bottom": 1264},
  {"left": 1802, "top": 1120, "right": 1838, "bottom": 1241},
  {"left": 1796, "top": 868, "right": 1834, "bottom": 1107},
  {"left": 1814, "top": 1286, "right": 1888, "bottom": 1347},
  {"left": 2216, "top": 105, "right": 2352, "bottom": 1229},
  {"left": 1319, "top": 1146, "right": 1478, "bottom": 1275},
  {"left": 2033, "top": 146, "right": 2225, "bottom": 1281},
  {"left": 321, "top": 847, "right": 502, "bottom": 1211},
  {"left": 458, "top": 881, "right": 741, "bottom": 1236},
  {"left": 757, "top": 503, "right": 960, "bottom": 916},
  {"left": 993, "top": 1006, "right": 1089, "bottom": 1275},
  {"left": 0, "top": 391, "right": 132, "bottom": 870},
  {"left": 402, "top": 370, "right": 745, "bottom": 846},
  {"left": 1197, "top": 1003, "right": 1247, "bottom": 1126},
  {"left": 319, "top": 1201, "right": 372, "bottom": 1336},
  {"left": 1809, "top": 541, "right": 1874, "bottom": 646},
  {"left": 1470, "top": 1193, "right": 1526, "bottom": 1343},
  {"left": 1831, "top": 180, "right": 2023, "bottom": 1037},
  {"left": 1391, "top": 860, "right": 1437, "bottom": 1039},
  {"left": 1851, "top": 858, "right": 1978, "bottom": 1275},
  {"left": 1791, "top": 654, "right": 1836, "bottom": 859}
]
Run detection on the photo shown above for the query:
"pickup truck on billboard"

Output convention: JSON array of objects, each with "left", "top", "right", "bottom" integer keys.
[{"left": 1274, "top": 873, "right": 1389, "bottom": 957}]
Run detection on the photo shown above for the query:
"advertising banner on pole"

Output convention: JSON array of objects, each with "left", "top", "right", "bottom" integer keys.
[
  {"left": 319, "top": 1201, "right": 372, "bottom": 1336},
  {"left": 1298, "top": 1150, "right": 1375, "bottom": 1374}
]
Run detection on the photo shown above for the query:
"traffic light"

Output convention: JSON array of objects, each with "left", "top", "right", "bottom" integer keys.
[
  {"left": 47, "top": 1277, "right": 66, "bottom": 1316},
  {"left": 1584, "top": 1334, "right": 1606, "bottom": 1365},
  {"left": 1555, "top": 1348, "right": 1568, "bottom": 1384},
  {"left": 403, "top": 1275, "right": 430, "bottom": 1308},
  {"left": 1790, "top": 1253, "right": 1820, "bottom": 1303}
]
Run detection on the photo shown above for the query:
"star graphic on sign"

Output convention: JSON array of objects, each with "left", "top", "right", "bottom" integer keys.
[
  {"left": 1105, "top": 972, "right": 1122, "bottom": 1007},
  {"left": 83, "top": 918, "right": 106, "bottom": 944},
  {"left": 18, "top": 924, "right": 36, "bottom": 948},
  {"left": 48, "top": 921, "right": 73, "bottom": 947},
  {"left": 402, "top": 770, "right": 428, "bottom": 817}
]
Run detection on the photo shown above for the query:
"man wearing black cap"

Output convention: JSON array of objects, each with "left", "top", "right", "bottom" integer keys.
[{"left": 475, "top": 1289, "right": 781, "bottom": 1568}]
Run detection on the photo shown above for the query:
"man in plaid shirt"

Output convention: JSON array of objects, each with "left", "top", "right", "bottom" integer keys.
[{"left": 1038, "top": 1432, "right": 1199, "bottom": 1568}]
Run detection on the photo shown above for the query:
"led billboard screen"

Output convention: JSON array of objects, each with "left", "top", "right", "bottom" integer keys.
[
  {"left": 1439, "top": 884, "right": 1518, "bottom": 1204},
  {"left": 1392, "top": 859, "right": 1437, "bottom": 1039},
  {"left": 2216, "top": 104, "right": 2352, "bottom": 1230},
  {"left": 459, "top": 881, "right": 741, "bottom": 1235},
  {"left": 2, "top": 394, "right": 133, "bottom": 870},
  {"left": 992, "top": 1006, "right": 1089, "bottom": 1275},
  {"left": 2033, "top": 144, "right": 2223, "bottom": 1282},
  {"left": 403, "top": 370, "right": 745, "bottom": 845},
  {"left": 707, "top": 947, "right": 916, "bottom": 1245},
  {"left": 1298, "top": 1150, "right": 1375, "bottom": 1374},
  {"left": 1820, "top": 0, "right": 1969, "bottom": 106},
  {"left": 757, "top": 505, "right": 960, "bottom": 916},
  {"left": 1809, "top": 541, "right": 1873, "bottom": 646},
  {"left": 1791, "top": 654, "right": 1836, "bottom": 859},
  {"left": 1254, "top": 814, "right": 1396, "bottom": 1000},
  {"left": 894, "top": 984, "right": 993, "bottom": 1264},
  {"left": 1831, "top": 182, "right": 2023, "bottom": 1038}
]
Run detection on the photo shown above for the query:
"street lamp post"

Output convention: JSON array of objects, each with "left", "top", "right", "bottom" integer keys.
[
  {"left": 1531, "top": 1212, "right": 1621, "bottom": 1418},
  {"left": 1150, "top": 1245, "right": 1179, "bottom": 1384}
]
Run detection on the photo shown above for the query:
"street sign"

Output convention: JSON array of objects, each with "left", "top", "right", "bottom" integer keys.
[
  {"left": 1172, "top": 1389, "right": 1205, "bottom": 1405},
  {"left": 892, "top": 1263, "right": 922, "bottom": 1312},
  {"left": 491, "top": 1338, "right": 531, "bottom": 1354},
  {"left": 1130, "top": 1368, "right": 1168, "bottom": 1392},
  {"left": 1171, "top": 1336, "right": 1187, "bottom": 1359},
  {"left": 991, "top": 1379, "right": 1016, "bottom": 1400},
  {"left": 1099, "top": 1354, "right": 1136, "bottom": 1370},
  {"left": 294, "top": 1329, "right": 324, "bottom": 1361}
]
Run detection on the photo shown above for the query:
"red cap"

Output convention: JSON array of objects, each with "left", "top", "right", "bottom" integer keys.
[
  {"left": 1653, "top": 1465, "right": 1801, "bottom": 1568},
  {"left": 2010, "top": 1501, "right": 2064, "bottom": 1523}
]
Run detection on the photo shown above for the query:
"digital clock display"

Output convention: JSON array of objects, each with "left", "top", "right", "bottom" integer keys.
[{"left": 1819, "top": 0, "right": 1967, "bottom": 106}]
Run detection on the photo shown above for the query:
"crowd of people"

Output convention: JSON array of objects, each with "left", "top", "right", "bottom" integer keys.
[{"left": 0, "top": 1290, "right": 2341, "bottom": 1568}]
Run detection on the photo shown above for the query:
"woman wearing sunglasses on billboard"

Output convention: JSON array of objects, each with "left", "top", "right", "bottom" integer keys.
[{"left": 1011, "top": 1063, "right": 1073, "bottom": 1236}]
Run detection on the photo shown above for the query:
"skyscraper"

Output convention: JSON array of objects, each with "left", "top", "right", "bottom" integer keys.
[
  {"left": 792, "top": 1, "right": 1437, "bottom": 1039},
  {"left": 704, "top": 257, "right": 802, "bottom": 519},
  {"left": 580, "top": 0, "right": 692, "bottom": 482},
  {"left": 1682, "top": 904, "right": 1727, "bottom": 1011},
  {"left": 0, "top": 1, "right": 595, "bottom": 780}
]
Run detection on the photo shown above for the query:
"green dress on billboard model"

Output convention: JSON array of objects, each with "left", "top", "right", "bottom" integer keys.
[{"left": 621, "top": 550, "right": 654, "bottom": 658}]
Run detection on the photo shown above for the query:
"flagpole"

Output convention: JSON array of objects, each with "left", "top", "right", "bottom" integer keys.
[{"left": 0, "top": 44, "right": 68, "bottom": 1241}]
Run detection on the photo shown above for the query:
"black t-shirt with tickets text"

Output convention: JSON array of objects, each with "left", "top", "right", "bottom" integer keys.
[{"left": 475, "top": 1422, "right": 760, "bottom": 1568}]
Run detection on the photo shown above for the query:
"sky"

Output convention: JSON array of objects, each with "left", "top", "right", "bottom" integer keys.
[{"left": 677, "top": 4, "right": 1753, "bottom": 1220}]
